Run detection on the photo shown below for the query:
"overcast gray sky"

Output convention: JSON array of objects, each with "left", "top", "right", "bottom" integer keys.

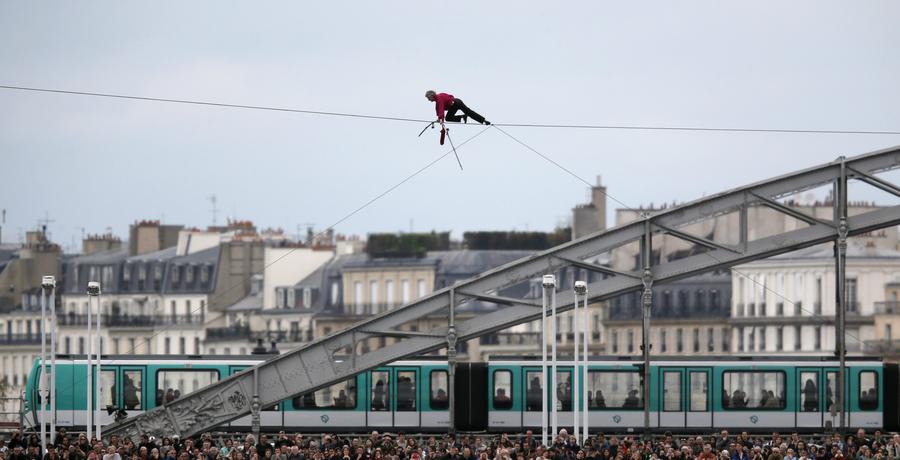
[{"left": 2, "top": 1, "right": 900, "bottom": 252}]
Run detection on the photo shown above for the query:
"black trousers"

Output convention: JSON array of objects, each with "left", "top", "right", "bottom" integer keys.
[{"left": 445, "top": 98, "right": 486, "bottom": 124}]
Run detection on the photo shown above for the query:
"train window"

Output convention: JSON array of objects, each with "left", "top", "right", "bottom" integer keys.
[
  {"left": 858, "top": 371, "right": 878, "bottom": 411},
  {"left": 292, "top": 378, "right": 357, "bottom": 410},
  {"left": 371, "top": 371, "right": 390, "bottom": 411},
  {"left": 663, "top": 371, "right": 681, "bottom": 411},
  {"left": 430, "top": 371, "right": 449, "bottom": 410},
  {"left": 493, "top": 370, "right": 513, "bottom": 410},
  {"left": 799, "top": 372, "right": 819, "bottom": 412},
  {"left": 586, "top": 371, "right": 642, "bottom": 409},
  {"left": 156, "top": 370, "right": 219, "bottom": 405},
  {"left": 722, "top": 371, "right": 785, "bottom": 410},
  {"left": 556, "top": 371, "right": 572, "bottom": 411},
  {"left": 100, "top": 370, "right": 116, "bottom": 409},
  {"left": 690, "top": 372, "right": 708, "bottom": 412},
  {"left": 397, "top": 371, "right": 417, "bottom": 411},
  {"left": 122, "top": 371, "right": 142, "bottom": 410},
  {"left": 525, "top": 371, "right": 543, "bottom": 411}
]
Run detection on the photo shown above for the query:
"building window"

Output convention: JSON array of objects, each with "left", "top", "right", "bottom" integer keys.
[
  {"left": 171, "top": 265, "right": 181, "bottom": 283},
  {"left": 122, "top": 264, "right": 131, "bottom": 281},
  {"left": 401, "top": 280, "right": 410, "bottom": 303},
  {"left": 737, "top": 303, "right": 744, "bottom": 317},
  {"left": 707, "top": 327, "right": 715, "bottom": 352},
  {"left": 794, "top": 300, "right": 802, "bottom": 316},
  {"left": 815, "top": 278, "right": 823, "bottom": 314},
  {"left": 354, "top": 281, "right": 364, "bottom": 315},
  {"left": 676, "top": 328, "right": 683, "bottom": 353},
  {"left": 113, "top": 338, "right": 120, "bottom": 354},
  {"left": 330, "top": 282, "right": 339, "bottom": 306},
  {"left": 776, "top": 327, "right": 783, "bottom": 351},
  {"left": 660, "top": 329, "right": 667, "bottom": 353},
  {"left": 65, "top": 337, "right": 71, "bottom": 354},
  {"left": 200, "top": 265, "right": 210, "bottom": 284},
  {"left": 303, "top": 288, "right": 312, "bottom": 308},
  {"left": 814, "top": 326, "right": 822, "bottom": 350},
  {"left": 696, "top": 290, "right": 706, "bottom": 310},
  {"left": 626, "top": 330, "right": 634, "bottom": 353},
  {"left": 612, "top": 331, "right": 619, "bottom": 353},
  {"left": 748, "top": 303, "right": 755, "bottom": 317},
  {"left": 759, "top": 327, "right": 767, "bottom": 350},
  {"left": 194, "top": 337, "right": 200, "bottom": 354},
  {"left": 692, "top": 328, "right": 700, "bottom": 353},
  {"left": 661, "top": 290, "right": 672, "bottom": 310},
  {"left": 164, "top": 338, "right": 171, "bottom": 354},
  {"left": 846, "top": 278, "right": 858, "bottom": 312},
  {"left": 886, "top": 324, "right": 893, "bottom": 342},
  {"left": 795, "top": 325, "right": 802, "bottom": 351},
  {"left": 711, "top": 289, "right": 720, "bottom": 309},
  {"left": 369, "top": 281, "right": 379, "bottom": 313},
  {"left": 722, "top": 327, "right": 730, "bottom": 352},
  {"left": 385, "top": 280, "right": 395, "bottom": 306},
  {"left": 748, "top": 328, "right": 755, "bottom": 351},
  {"left": 776, "top": 302, "right": 784, "bottom": 316},
  {"left": 185, "top": 265, "right": 194, "bottom": 283},
  {"left": 416, "top": 279, "right": 426, "bottom": 299},
  {"left": 154, "top": 264, "right": 163, "bottom": 282},
  {"left": 760, "top": 302, "right": 767, "bottom": 317}
]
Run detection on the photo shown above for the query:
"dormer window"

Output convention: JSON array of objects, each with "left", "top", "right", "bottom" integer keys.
[
  {"left": 154, "top": 264, "right": 163, "bottom": 281},
  {"left": 138, "top": 265, "right": 147, "bottom": 281},
  {"left": 200, "top": 265, "right": 210, "bottom": 284},
  {"left": 171, "top": 265, "right": 181, "bottom": 283},
  {"left": 185, "top": 265, "right": 194, "bottom": 283},
  {"left": 303, "top": 288, "right": 312, "bottom": 308},
  {"left": 122, "top": 264, "right": 131, "bottom": 281}
]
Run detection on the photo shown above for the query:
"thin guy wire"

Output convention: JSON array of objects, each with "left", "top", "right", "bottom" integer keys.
[
  {"left": 493, "top": 125, "right": 870, "bottom": 349},
  {"left": 82, "top": 125, "right": 493, "bottom": 366},
  {"left": 4, "top": 84, "right": 900, "bottom": 136}
]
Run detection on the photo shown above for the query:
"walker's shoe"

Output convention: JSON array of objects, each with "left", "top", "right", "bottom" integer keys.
[
  {"left": 462, "top": 115, "right": 468, "bottom": 124},
  {"left": 483, "top": 120, "right": 491, "bottom": 125}
]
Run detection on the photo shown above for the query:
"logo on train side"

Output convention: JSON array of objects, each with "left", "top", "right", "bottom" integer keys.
[
  {"left": 749, "top": 415, "right": 759, "bottom": 424},
  {"left": 321, "top": 415, "right": 330, "bottom": 423},
  {"left": 612, "top": 415, "right": 622, "bottom": 424}
]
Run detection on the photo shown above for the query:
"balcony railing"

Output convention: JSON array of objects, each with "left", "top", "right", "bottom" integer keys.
[
  {"left": 480, "top": 332, "right": 541, "bottom": 346},
  {"left": 874, "top": 301, "right": 900, "bottom": 314},
  {"left": 0, "top": 333, "right": 42, "bottom": 345},
  {"left": 205, "top": 325, "right": 252, "bottom": 342},
  {"left": 57, "top": 314, "right": 205, "bottom": 327},
  {"left": 255, "top": 330, "right": 313, "bottom": 343}
]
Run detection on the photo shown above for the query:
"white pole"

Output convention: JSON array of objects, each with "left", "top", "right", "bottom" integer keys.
[
  {"left": 573, "top": 293, "right": 580, "bottom": 445},
  {"left": 95, "top": 293, "right": 102, "bottom": 441},
  {"left": 86, "top": 291, "right": 93, "bottom": 441},
  {"left": 48, "top": 281, "right": 57, "bottom": 447},
  {"left": 540, "top": 275, "right": 555, "bottom": 447},
  {"left": 39, "top": 285, "right": 47, "bottom": 454},
  {"left": 551, "top": 284, "right": 558, "bottom": 442},
  {"left": 86, "top": 282, "right": 100, "bottom": 441},
  {"left": 582, "top": 286, "right": 589, "bottom": 443}
]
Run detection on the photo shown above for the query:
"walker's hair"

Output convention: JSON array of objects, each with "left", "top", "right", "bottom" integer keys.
[{"left": 425, "top": 90, "right": 436, "bottom": 98}]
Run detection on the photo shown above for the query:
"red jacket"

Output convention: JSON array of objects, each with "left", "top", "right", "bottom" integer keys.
[{"left": 434, "top": 92, "right": 454, "bottom": 120}]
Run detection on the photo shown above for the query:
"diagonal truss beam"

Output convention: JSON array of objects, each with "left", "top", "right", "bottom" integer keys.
[
  {"left": 457, "top": 291, "right": 543, "bottom": 308},
  {"left": 554, "top": 255, "right": 642, "bottom": 279},
  {"left": 750, "top": 192, "right": 837, "bottom": 228},
  {"left": 105, "top": 145, "right": 900, "bottom": 439},
  {"left": 652, "top": 222, "right": 741, "bottom": 254}
]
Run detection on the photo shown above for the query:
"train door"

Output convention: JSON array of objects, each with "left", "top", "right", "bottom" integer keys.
[
  {"left": 368, "top": 369, "right": 392, "bottom": 427},
  {"left": 552, "top": 368, "right": 574, "bottom": 429},
  {"left": 822, "top": 368, "right": 848, "bottom": 429},
  {"left": 796, "top": 369, "right": 822, "bottom": 428},
  {"left": 120, "top": 367, "right": 145, "bottom": 419},
  {"left": 95, "top": 367, "right": 117, "bottom": 428},
  {"left": 522, "top": 367, "right": 543, "bottom": 428},
  {"left": 686, "top": 368, "right": 712, "bottom": 428},
  {"left": 659, "top": 368, "right": 685, "bottom": 428},
  {"left": 394, "top": 368, "right": 420, "bottom": 428}
]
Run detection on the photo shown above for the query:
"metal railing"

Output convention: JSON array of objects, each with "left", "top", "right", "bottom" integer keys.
[
  {"left": 57, "top": 314, "right": 205, "bottom": 327},
  {"left": 479, "top": 332, "right": 541, "bottom": 346},
  {"left": 205, "top": 325, "right": 252, "bottom": 342},
  {"left": 0, "top": 333, "right": 42, "bottom": 345},
  {"left": 0, "top": 394, "right": 24, "bottom": 431},
  {"left": 874, "top": 301, "right": 900, "bottom": 314}
]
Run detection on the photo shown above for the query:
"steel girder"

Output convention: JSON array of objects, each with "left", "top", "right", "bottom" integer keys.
[{"left": 105, "top": 145, "right": 900, "bottom": 439}]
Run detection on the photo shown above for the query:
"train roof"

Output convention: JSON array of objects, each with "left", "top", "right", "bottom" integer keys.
[{"left": 489, "top": 355, "right": 884, "bottom": 363}]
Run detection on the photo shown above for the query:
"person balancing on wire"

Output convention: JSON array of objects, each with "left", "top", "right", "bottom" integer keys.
[{"left": 425, "top": 90, "right": 490, "bottom": 125}]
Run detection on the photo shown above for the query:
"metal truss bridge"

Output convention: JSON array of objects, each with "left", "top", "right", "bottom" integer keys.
[{"left": 106, "top": 145, "right": 900, "bottom": 438}]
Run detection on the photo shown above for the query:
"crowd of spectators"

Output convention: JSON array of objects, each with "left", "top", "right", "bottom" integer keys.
[{"left": 0, "top": 428, "right": 898, "bottom": 460}]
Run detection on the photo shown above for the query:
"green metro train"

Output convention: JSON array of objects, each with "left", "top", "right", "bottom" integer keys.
[{"left": 24, "top": 355, "right": 900, "bottom": 433}]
